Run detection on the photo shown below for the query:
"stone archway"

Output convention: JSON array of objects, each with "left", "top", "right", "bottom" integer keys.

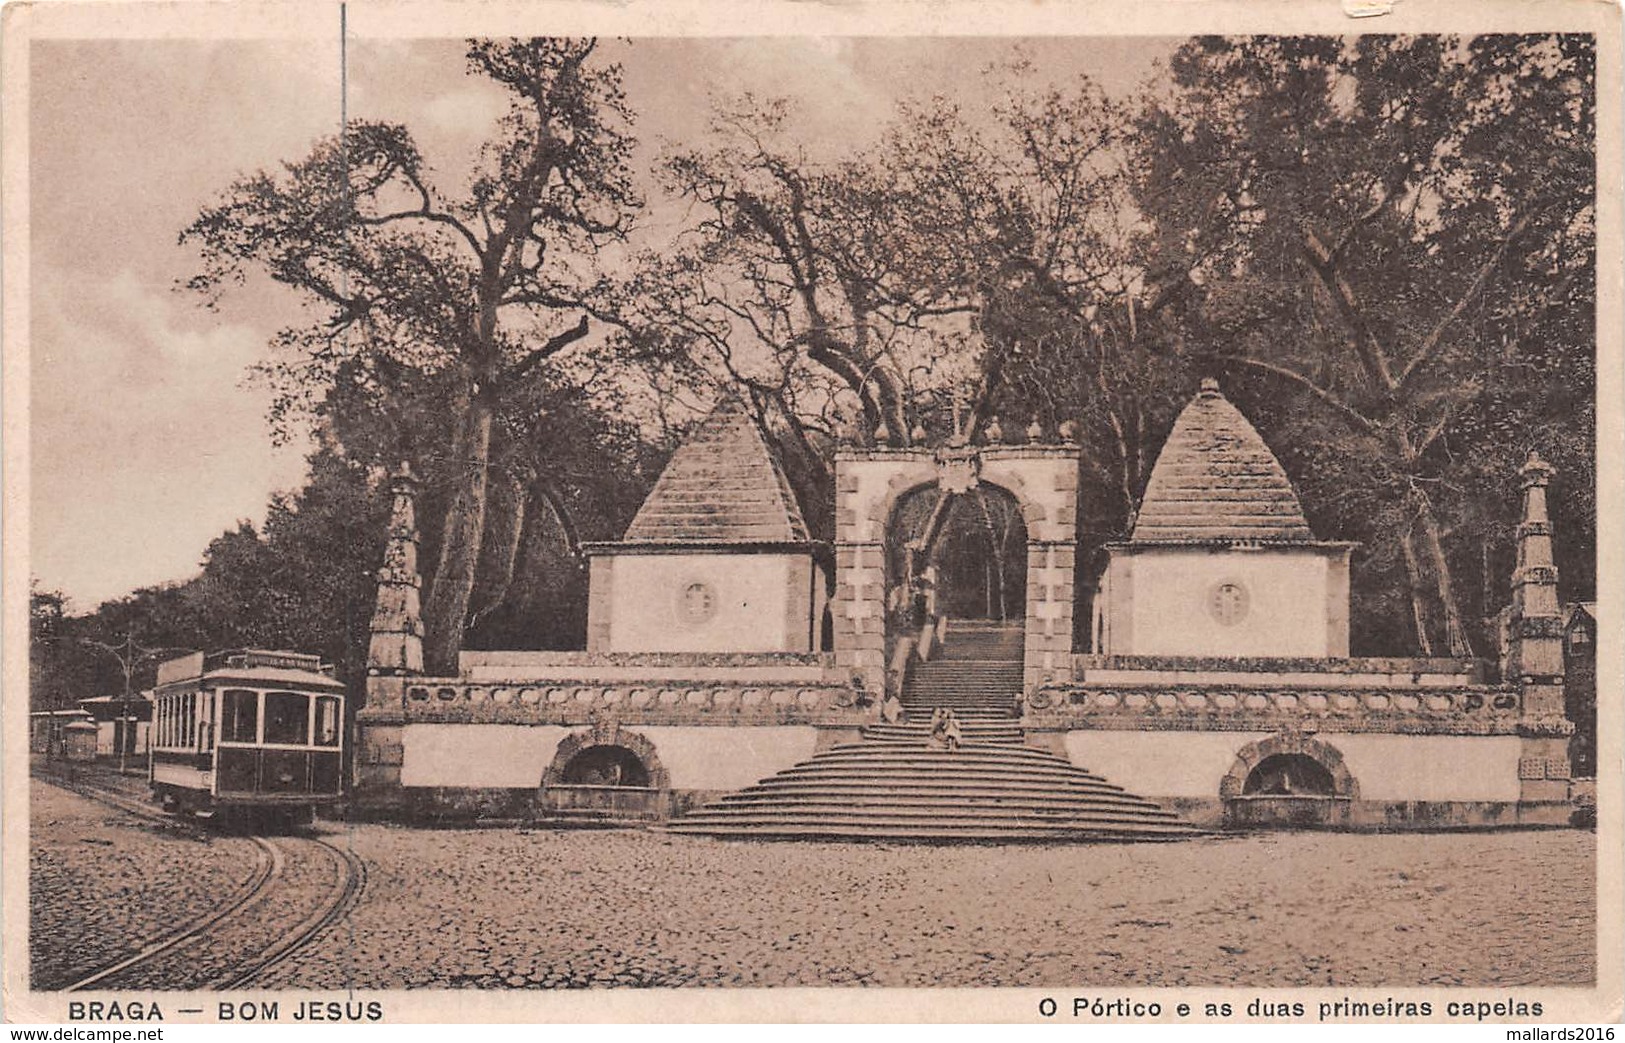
[
  {"left": 543, "top": 726, "right": 671, "bottom": 791},
  {"left": 832, "top": 445, "right": 1080, "bottom": 697},
  {"left": 1221, "top": 733, "right": 1359, "bottom": 829}
]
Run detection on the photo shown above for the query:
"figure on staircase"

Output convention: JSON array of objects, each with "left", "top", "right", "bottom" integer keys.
[{"left": 928, "top": 708, "right": 964, "bottom": 752}]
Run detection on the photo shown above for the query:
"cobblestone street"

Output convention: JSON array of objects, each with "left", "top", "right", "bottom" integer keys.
[
  {"left": 29, "top": 779, "right": 264, "bottom": 989},
  {"left": 32, "top": 780, "right": 1596, "bottom": 990}
]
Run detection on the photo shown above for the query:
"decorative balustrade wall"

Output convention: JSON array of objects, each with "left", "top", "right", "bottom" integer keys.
[
  {"left": 362, "top": 675, "right": 862, "bottom": 728},
  {"left": 1027, "top": 681, "right": 1522, "bottom": 735}
]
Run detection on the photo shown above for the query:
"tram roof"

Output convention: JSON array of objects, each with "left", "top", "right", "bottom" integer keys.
[{"left": 163, "top": 666, "right": 348, "bottom": 692}]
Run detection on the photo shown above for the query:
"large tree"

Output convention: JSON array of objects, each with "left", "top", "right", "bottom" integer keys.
[
  {"left": 1129, "top": 34, "right": 1595, "bottom": 655},
  {"left": 183, "top": 38, "right": 641, "bottom": 673}
]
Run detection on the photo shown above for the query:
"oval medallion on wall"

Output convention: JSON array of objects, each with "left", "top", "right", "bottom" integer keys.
[
  {"left": 677, "top": 580, "right": 719, "bottom": 626},
  {"left": 1208, "top": 581, "right": 1250, "bottom": 626}
]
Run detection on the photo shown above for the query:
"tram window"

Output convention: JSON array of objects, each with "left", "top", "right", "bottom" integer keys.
[
  {"left": 314, "top": 696, "right": 341, "bottom": 747},
  {"left": 201, "top": 692, "right": 215, "bottom": 749},
  {"left": 264, "top": 691, "right": 310, "bottom": 745},
  {"left": 221, "top": 689, "right": 259, "bottom": 743}
]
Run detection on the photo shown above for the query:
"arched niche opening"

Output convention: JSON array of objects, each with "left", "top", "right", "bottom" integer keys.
[
  {"left": 560, "top": 745, "right": 652, "bottom": 787},
  {"left": 1242, "top": 753, "right": 1338, "bottom": 797},
  {"left": 885, "top": 482, "right": 1029, "bottom": 628}
]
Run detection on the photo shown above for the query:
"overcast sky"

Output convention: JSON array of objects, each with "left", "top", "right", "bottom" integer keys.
[{"left": 28, "top": 34, "right": 1171, "bottom": 610}]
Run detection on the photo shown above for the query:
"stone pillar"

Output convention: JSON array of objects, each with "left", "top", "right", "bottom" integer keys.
[
  {"left": 585, "top": 555, "right": 614, "bottom": 652},
  {"left": 1509, "top": 451, "right": 1572, "bottom": 804},
  {"left": 367, "top": 463, "right": 425, "bottom": 677},
  {"left": 1024, "top": 541, "right": 1076, "bottom": 693},
  {"left": 832, "top": 540, "right": 887, "bottom": 697}
]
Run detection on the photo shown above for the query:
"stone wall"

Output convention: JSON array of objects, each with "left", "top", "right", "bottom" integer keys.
[
  {"left": 1099, "top": 545, "right": 1351, "bottom": 658},
  {"left": 355, "top": 702, "right": 822, "bottom": 823},
  {"left": 587, "top": 551, "right": 818, "bottom": 654},
  {"left": 1057, "top": 728, "right": 1544, "bottom": 830}
]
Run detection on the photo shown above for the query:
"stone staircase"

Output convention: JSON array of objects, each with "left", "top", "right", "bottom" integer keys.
[
  {"left": 665, "top": 618, "right": 1196, "bottom": 842},
  {"left": 900, "top": 620, "right": 1025, "bottom": 720},
  {"left": 666, "top": 721, "right": 1197, "bottom": 842}
]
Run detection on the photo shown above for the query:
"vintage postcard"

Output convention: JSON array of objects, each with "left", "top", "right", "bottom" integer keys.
[{"left": 3, "top": 0, "right": 1620, "bottom": 1026}]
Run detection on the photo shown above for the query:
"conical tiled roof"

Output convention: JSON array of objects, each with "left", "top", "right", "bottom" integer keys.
[
  {"left": 621, "top": 399, "right": 810, "bottom": 545},
  {"left": 1130, "top": 379, "right": 1316, "bottom": 544}
]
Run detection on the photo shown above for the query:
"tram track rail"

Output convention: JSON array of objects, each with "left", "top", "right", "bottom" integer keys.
[
  {"left": 64, "top": 837, "right": 281, "bottom": 992},
  {"left": 36, "top": 769, "right": 365, "bottom": 991},
  {"left": 217, "top": 837, "right": 367, "bottom": 988}
]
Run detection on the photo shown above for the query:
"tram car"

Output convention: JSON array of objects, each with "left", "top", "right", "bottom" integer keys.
[{"left": 149, "top": 649, "right": 346, "bottom": 826}]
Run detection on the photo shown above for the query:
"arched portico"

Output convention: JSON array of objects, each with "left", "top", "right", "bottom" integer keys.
[{"left": 832, "top": 444, "right": 1079, "bottom": 697}]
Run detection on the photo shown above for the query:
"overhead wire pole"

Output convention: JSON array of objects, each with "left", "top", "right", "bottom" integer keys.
[{"left": 78, "top": 636, "right": 192, "bottom": 774}]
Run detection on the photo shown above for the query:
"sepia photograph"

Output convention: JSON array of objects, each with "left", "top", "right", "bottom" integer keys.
[{"left": 4, "top": 0, "right": 1619, "bottom": 1025}]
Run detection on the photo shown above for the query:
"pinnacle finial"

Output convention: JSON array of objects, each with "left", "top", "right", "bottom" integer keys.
[
  {"left": 1199, "top": 377, "right": 1222, "bottom": 397},
  {"left": 389, "top": 460, "right": 419, "bottom": 490},
  {"left": 1520, "top": 449, "right": 1555, "bottom": 487}
]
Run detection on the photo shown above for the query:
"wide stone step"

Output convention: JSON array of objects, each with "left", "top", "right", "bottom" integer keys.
[
  {"left": 814, "top": 742, "right": 1095, "bottom": 765},
  {"left": 742, "top": 772, "right": 1147, "bottom": 802},
  {"left": 901, "top": 692, "right": 1019, "bottom": 699},
  {"left": 710, "top": 802, "right": 1176, "bottom": 823},
  {"left": 664, "top": 823, "right": 1195, "bottom": 842},
  {"left": 860, "top": 726, "right": 1026, "bottom": 744},
  {"left": 907, "top": 685, "right": 1021, "bottom": 691},
  {"left": 899, "top": 700, "right": 1019, "bottom": 707},
  {"left": 669, "top": 809, "right": 1183, "bottom": 831},
  {"left": 901, "top": 690, "right": 1019, "bottom": 698},
  {"left": 749, "top": 764, "right": 1141, "bottom": 795},
  {"left": 712, "top": 789, "right": 1173, "bottom": 814},
  {"left": 666, "top": 815, "right": 1196, "bottom": 837},
  {"left": 713, "top": 778, "right": 1158, "bottom": 801}
]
